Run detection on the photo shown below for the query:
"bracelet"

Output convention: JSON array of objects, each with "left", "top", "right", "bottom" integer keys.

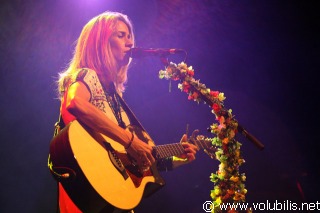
[{"left": 125, "top": 132, "right": 134, "bottom": 150}]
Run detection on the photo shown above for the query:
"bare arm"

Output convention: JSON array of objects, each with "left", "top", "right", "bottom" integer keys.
[{"left": 65, "top": 81, "right": 155, "bottom": 168}]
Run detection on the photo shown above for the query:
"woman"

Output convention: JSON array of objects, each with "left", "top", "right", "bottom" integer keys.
[{"left": 55, "top": 11, "right": 198, "bottom": 213}]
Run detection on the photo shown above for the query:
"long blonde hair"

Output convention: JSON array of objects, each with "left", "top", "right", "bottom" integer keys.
[{"left": 57, "top": 11, "right": 135, "bottom": 97}]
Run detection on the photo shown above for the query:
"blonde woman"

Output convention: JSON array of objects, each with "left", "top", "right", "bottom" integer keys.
[{"left": 52, "top": 11, "right": 198, "bottom": 213}]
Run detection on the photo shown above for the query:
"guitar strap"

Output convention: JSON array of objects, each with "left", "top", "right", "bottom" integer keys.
[
  {"left": 53, "top": 113, "right": 66, "bottom": 137},
  {"left": 116, "top": 93, "right": 174, "bottom": 170},
  {"left": 116, "top": 93, "right": 147, "bottom": 132}
]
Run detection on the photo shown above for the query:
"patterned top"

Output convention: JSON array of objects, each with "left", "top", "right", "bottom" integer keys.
[{"left": 75, "top": 68, "right": 130, "bottom": 126}]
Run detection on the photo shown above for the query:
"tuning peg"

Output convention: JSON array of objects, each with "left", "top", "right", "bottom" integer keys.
[{"left": 191, "top": 129, "right": 200, "bottom": 139}]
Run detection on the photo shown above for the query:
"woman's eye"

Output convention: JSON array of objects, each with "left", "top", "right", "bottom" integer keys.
[{"left": 117, "top": 32, "right": 126, "bottom": 38}]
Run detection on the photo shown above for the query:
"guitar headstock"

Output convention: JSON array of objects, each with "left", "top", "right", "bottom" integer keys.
[{"left": 188, "top": 130, "right": 216, "bottom": 159}]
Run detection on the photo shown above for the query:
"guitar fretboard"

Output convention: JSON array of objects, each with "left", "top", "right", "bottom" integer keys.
[
  {"left": 152, "top": 138, "right": 211, "bottom": 159},
  {"left": 153, "top": 143, "right": 185, "bottom": 159}
]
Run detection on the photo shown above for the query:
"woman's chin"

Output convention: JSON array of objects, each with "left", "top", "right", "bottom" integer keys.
[{"left": 119, "top": 56, "right": 131, "bottom": 66}]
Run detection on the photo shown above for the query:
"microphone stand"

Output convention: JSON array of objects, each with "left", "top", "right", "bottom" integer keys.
[{"left": 160, "top": 57, "right": 264, "bottom": 150}]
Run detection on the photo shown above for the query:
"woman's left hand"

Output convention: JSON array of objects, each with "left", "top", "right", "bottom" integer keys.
[
  {"left": 172, "top": 134, "right": 199, "bottom": 168},
  {"left": 180, "top": 134, "right": 198, "bottom": 162}
]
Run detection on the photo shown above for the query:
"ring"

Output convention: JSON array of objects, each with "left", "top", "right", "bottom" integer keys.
[
  {"left": 141, "top": 160, "right": 151, "bottom": 172},
  {"left": 143, "top": 160, "right": 150, "bottom": 166},
  {"left": 141, "top": 166, "right": 150, "bottom": 172}
]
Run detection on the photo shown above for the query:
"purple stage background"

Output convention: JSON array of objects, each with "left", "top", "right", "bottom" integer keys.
[{"left": 0, "top": 0, "right": 319, "bottom": 212}]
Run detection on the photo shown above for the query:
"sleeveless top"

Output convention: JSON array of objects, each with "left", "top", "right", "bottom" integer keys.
[{"left": 60, "top": 68, "right": 130, "bottom": 127}]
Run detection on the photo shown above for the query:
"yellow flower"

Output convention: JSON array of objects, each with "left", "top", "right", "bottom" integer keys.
[
  {"left": 214, "top": 196, "right": 222, "bottom": 206},
  {"left": 233, "top": 191, "right": 245, "bottom": 201},
  {"left": 218, "top": 92, "right": 226, "bottom": 101},
  {"left": 242, "top": 188, "right": 248, "bottom": 194},
  {"left": 218, "top": 171, "right": 226, "bottom": 179},
  {"left": 210, "top": 124, "right": 219, "bottom": 134},
  {"left": 222, "top": 137, "right": 229, "bottom": 144},
  {"left": 178, "top": 62, "right": 187, "bottom": 70},
  {"left": 215, "top": 150, "right": 223, "bottom": 160},
  {"left": 210, "top": 190, "right": 216, "bottom": 199},
  {"left": 219, "top": 163, "right": 225, "bottom": 171},
  {"left": 214, "top": 187, "right": 220, "bottom": 195},
  {"left": 230, "top": 176, "right": 239, "bottom": 182}
]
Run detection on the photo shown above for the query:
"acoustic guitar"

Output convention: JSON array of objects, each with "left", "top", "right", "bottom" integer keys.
[{"left": 48, "top": 120, "right": 215, "bottom": 213}]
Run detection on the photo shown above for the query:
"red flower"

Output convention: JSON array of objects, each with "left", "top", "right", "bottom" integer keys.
[
  {"left": 210, "top": 91, "right": 219, "bottom": 97},
  {"left": 187, "top": 69, "right": 194, "bottom": 77},
  {"left": 188, "top": 91, "right": 199, "bottom": 100},
  {"left": 212, "top": 103, "right": 221, "bottom": 113},
  {"left": 172, "top": 74, "right": 181, "bottom": 81},
  {"left": 182, "top": 81, "right": 190, "bottom": 92}
]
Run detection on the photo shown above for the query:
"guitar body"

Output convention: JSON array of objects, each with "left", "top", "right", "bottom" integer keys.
[{"left": 49, "top": 120, "right": 165, "bottom": 213}]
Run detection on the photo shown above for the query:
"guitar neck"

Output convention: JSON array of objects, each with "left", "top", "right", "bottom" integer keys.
[
  {"left": 153, "top": 143, "right": 184, "bottom": 159},
  {"left": 152, "top": 139, "right": 209, "bottom": 159}
]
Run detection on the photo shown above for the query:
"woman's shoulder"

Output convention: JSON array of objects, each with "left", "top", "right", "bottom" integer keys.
[
  {"left": 76, "top": 68, "right": 98, "bottom": 81},
  {"left": 75, "top": 68, "right": 104, "bottom": 99}
]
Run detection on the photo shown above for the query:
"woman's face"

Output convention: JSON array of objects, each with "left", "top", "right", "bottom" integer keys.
[{"left": 109, "top": 21, "right": 133, "bottom": 67}]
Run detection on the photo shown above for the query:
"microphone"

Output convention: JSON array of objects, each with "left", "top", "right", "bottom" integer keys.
[{"left": 130, "top": 47, "right": 186, "bottom": 58}]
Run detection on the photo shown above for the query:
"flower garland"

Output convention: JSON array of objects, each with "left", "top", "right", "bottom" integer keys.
[{"left": 159, "top": 62, "right": 249, "bottom": 213}]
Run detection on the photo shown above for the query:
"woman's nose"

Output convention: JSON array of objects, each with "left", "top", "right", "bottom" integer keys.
[{"left": 126, "top": 37, "right": 133, "bottom": 48}]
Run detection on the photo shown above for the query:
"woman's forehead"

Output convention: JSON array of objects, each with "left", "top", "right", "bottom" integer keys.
[{"left": 114, "top": 21, "right": 131, "bottom": 33}]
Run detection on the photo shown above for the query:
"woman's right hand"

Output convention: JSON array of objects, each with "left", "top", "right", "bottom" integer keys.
[{"left": 125, "top": 136, "right": 155, "bottom": 172}]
